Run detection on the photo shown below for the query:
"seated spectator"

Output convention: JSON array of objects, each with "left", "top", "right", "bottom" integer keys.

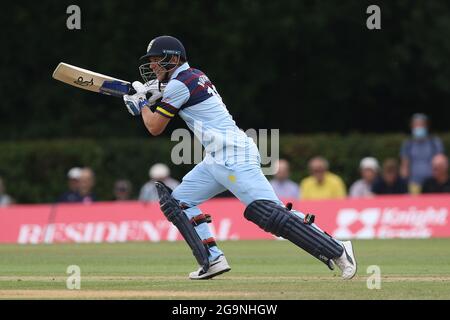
[
  {"left": 58, "top": 167, "right": 83, "bottom": 203},
  {"left": 0, "top": 176, "right": 14, "bottom": 206},
  {"left": 78, "top": 167, "right": 96, "bottom": 203},
  {"left": 400, "top": 113, "right": 445, "bottom": 194},
  {"left": 139, "top": 163, "right": 180, "bottom": 201},
  {"left": 422, "top": 154, "right": 450, "bottom": 193},
  {"left": 372, "top": 158, "right": 408, "bottom": 195},
  {"left": 300, "top": 156, "right": 346, "bottom": 200},
  {"left": 113, "top": 179, "right": 133, "bottom": 201},
  {"left": 349, "top": 157, "right": 380, "bottom": 198},
  {"left": 270, "top": 159, "right": 300, "bottom": 199}
]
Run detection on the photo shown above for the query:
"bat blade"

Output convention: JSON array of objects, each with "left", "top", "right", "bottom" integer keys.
[{"left": 52, "top": 62, "right": 132, "bottom": 97}]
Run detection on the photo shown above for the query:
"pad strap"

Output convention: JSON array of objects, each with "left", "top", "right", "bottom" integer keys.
[
  {"left": 303, "top": 213, "right": 315, "bottom": 225},
  {"left": 286, "top": 203, "right": 315, "bottom": 224},
  {"left": 191, "top": 214, "right": 212, "bottom": 226},
  {"left": 202, "top": 237, "right": 217, "bottom": 248}
]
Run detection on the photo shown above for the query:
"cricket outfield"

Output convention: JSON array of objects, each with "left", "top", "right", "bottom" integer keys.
[{"left": 0, "top": 239, "right": 449, "bottom": 299}]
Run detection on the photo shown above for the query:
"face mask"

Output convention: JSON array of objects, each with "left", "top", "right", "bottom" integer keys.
[{"left": 412, "top": 127, "right": 428, "bottom": 139}]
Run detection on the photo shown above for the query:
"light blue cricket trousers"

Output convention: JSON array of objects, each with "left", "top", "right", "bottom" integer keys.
[
  {"left": 172, "top": 150, "right": 334, "bottom": 261},
  {"left": 172, "top": 148, "right": 283, "bottom": 261}
]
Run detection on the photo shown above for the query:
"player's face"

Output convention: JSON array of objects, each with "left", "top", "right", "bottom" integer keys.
[
  {"left": 149, "top": 57, "right": 167, "bottom": 81},
  {"left": 148, "top": 55, "right": 181, "bottom": 81}
]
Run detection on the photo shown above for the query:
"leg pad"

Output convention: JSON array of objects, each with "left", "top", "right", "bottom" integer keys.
[
  {"left": 244, "top": 200, "right": 343, "bottom": 268},
  {"left": 155, "top": 182, "right": 210, "bottom": 272}
]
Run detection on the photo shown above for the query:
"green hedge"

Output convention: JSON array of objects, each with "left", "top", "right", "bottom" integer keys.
[
  {"left": 0, "top": 139, "right": 192, "bottom": 204},
  {"left": 1, "top": 133, "right": 449, "bottom": 203}
]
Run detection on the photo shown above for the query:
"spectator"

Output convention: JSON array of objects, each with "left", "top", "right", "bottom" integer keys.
[
  {"left": 349, "top": 157, "right": 380, "bottom": 198},
  {"left": 113, "top": 179, "right": 133, "bottom": 201},
  {"left": 58, "top": 167, "right": 83, "bottom": 203},
  {"left": 139, "top": 163, "right": 180, "bottom": 201},
  {"left": 372, "top": 158, "right": 408, "bottom": 195},
  {"left": 0, "top": 176, "right": 13, "bottom": 206},
  {"left": 422, "top": 154, "right": 450, "bottom": 193},
  {"left": 270, "top": 159, "right": 300, "bottom": 199},
  {"left": 400, "top": 113, "right": 445, "bottom": 194},
  {"left": 300, "top": 156, "right": 346, "bottom": 200},
  {"left": 78, "top": 167, "right": 96, "bottom": 203}
]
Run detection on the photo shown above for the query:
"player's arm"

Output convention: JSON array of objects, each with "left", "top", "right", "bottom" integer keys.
[
  {"left": 123, "top": 79, "right": 189, "bottom": 135},
  {"left": 141, "top": 107, "right": 170, "bottom": 136},
  {"left": 142, "top": 92, "right": 185, "bottom": 136},
  {"left": 142, "top": 80, "right": 190, "bottom": 136}
]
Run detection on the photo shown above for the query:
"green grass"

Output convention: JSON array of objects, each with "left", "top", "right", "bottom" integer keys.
[{"left": 0, "top": 239, "right": 449, "bottom": 299}]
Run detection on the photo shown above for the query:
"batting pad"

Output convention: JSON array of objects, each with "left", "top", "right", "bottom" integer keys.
[
  {"left": 155, "top": 182, "right": 210, "bottom": 273},
  {"left": 244, "top": 200, "right": 343, "bottom": 269}
]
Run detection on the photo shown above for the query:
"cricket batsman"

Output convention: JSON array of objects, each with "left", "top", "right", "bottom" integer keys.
[{"left": 123, "top": 36, "right": 357, "bottom": 280}]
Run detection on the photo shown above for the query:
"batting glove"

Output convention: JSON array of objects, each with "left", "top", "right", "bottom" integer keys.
[
  {"left": 143, "top": 81, "right": 163, "bottom": 111},
  {"left": 123, "top": 81, "right": 149, "bottom": 116},
  {"left": 123, "top": 81, "right": 165, "bottom": 116}
]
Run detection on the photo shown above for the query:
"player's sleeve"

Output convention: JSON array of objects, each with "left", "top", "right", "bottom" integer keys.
[{"left": 153, "top": 80, "right": 190, "bottom": 119}]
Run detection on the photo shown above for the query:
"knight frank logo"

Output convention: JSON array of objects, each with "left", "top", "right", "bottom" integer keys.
[
  {"left": 334, "top": 207, "right": 448, "bottom": 239},
  {"left": 334, "top": 208, "right": 380, "bottom": 239}
]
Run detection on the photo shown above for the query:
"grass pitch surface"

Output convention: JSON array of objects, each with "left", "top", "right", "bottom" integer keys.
[{"left": 0, "top": 239, "right": 449, "bottom": 299}]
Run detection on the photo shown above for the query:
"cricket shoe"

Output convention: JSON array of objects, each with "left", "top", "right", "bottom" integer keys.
[
  {"left": 333, "top": 241, "right": 357, "bottom": 280},
  {"left": 189, "top": 255, "right": 231, "bottom": 280}
]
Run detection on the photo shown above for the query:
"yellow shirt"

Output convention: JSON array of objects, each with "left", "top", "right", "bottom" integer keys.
[{"left": 300, "top": 172, "right": 347, "bottom": 200}]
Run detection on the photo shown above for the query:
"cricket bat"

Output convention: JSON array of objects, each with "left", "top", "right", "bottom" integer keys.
[{"left": 52, "top": 62, "right": 133, "bottom": 97}]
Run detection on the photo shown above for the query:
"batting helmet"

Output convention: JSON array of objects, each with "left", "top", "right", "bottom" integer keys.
[
  {"left": 139, "top": 36, "right": 187, "bottom": 83},
  {"left": 140, "top": 36, "right": 187, "bottom": 61}
]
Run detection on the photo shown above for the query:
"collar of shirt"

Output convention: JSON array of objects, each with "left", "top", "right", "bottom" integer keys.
[{"left": 170, "top": 62, "right": 190, "bottom": 80}]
